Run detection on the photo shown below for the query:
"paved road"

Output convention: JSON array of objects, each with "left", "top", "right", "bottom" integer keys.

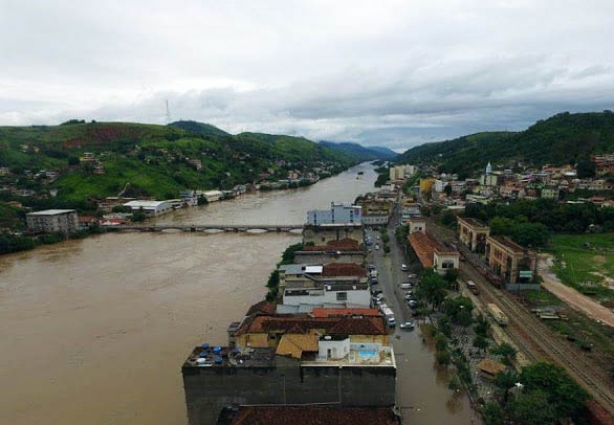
[{"left": 366, "top": 226, "right": 478, "bottom": 425}]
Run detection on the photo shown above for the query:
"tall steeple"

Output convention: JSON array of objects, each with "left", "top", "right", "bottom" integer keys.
[{"left": 485, "top": 162, "right": 492, "bottom": 175}]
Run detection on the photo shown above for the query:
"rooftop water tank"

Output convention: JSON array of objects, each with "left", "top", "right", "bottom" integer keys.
[
  {"left": 199, "top": 351, "right": 208, "bottom": 358},
  {"left": 213, "top": 346, "right": 222, "bottom": 355},
  {"left": 201, "top": 343, "right": 210, "bottom": 349},
  {"left": 214, "top": 357, "right": 223, "bottom": 364}
]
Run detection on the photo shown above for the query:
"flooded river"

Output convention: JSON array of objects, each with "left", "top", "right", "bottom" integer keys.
[{"left": 0, "top": 163, "right": 474, "bottom": 425}]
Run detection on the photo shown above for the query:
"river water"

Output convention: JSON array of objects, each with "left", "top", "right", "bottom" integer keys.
[{"left": 0, "top": 162, "right": 473, "bottom": 425}]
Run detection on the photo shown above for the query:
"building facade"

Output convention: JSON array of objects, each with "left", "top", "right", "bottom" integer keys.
[
  {"left": 457, "top": 216, "right": 490, "bottom": 254},
  {"left": 306, "top": 202, "right": 362, "bottom": 225},
  {"left": 26, "top": 209, "right": 79, "bottom": 235},
  {"left": 485, "top": 235, "right": 537, "bottom": 284}
]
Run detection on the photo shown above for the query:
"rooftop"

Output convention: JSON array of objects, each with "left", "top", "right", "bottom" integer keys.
[
  {"left": 488, "top": 235, "right": 529, "bottom": 254},
  {"left": 322, "top": 263, "right": 365, "bottom": 277},
  {"left": 223, "top": 406, "right": 400, "bottom": 425},
  {"left": 183, "top": 346, "right": 275, "bottom": 369},
  {"left": 311, "top": 307, "right": 381, "bottom": 318},
  {"left": 123, "top": 200, "right": 168, "bottom": 208},
  {"left": 27, "top": 209, "right": 76, "bottom": 216},
  {"left": 234, "top": 315, "right": 387, "bottom": 337},
  {"left": 458, "top": 216, "right": 489, "bottom": 229},
  {"left": 408, "top": 231, "right": 439, "bottom": 268}
]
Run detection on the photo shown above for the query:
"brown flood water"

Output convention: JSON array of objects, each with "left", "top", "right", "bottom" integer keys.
[{"left": 0, "top": 163, "right": 476, "bottom": 425}]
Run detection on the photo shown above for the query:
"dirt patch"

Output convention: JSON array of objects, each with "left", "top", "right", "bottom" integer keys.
[
  {"left": 593, "top": 255, "right": 607, "bottom": 265},
  {"left": 537, "top": 254, "right": 614, "bottom": 327},
  {"left": 591, "top": 271, "right": 614, "bottom": 290}
]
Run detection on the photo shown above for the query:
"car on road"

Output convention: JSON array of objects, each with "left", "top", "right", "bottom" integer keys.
[
  {"left": 404, "top": 292, "right": 414, "bottom": 300},
  {"left": 375, "top": 244, "right": 380, "bottom": 250},
  {"left": 401, "top": 264, "right": 408, "bottom": 271},
  {"left": 399, "top": 321, "right": 415, "bottom": 330},
  {"left": 407, "top": 299, "right": 418, "bottom": 308},
  {"left": 407, "top": 273, "right": 417, "bottom": 281}
]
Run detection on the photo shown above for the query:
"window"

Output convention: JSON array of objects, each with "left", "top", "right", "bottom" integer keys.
[{"left": 336, "top": 292, "right": 348, "bottom": 301}]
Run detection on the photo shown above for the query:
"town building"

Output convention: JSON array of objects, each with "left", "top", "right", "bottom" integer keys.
[
  {"left": 123, "top": 200, "right": 172, "bottom": 217},
  {"left": 407, "top": 219, "right": 459, "bottom": 274},
  {"left": 303, "top": 223, "right": 364, "bottom": 247},
  {"left": 277, "top": 263, "right": 370, "bottom": 312},
  {"left": 26, "top": 209, "right": 79, "bottom": 235},
  {"left": 217, "top": 405, "right": 401, "bottom": 425},
  {"left": 203, "top": 190, "right": 224, "bottom": 203},
  {"left": 306, "top": 202, "right": 362, "bottom": 225},
  {"left": 485, "top": 235, "right": 538, "bottom": 286},
  {"left": 457, "top": 217, "right": 490, "bottom": 254},
  {"left": 182, "top": 314, "right": 396, "bottom": 425},
  {"left": 293, "top": 238, "right": 366, "bottom": 265}
]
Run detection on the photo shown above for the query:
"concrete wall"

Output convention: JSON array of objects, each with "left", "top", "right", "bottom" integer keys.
[
  {"left": 182, "top": 363, "right": 396, "bottom": 425},
  {"left": 294, "top": 251, "right": 365, "bottom": 265}
]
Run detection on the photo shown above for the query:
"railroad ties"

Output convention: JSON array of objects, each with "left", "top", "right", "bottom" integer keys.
[{"left": 107, "top": 224, "right": 304, "bottom": 234}]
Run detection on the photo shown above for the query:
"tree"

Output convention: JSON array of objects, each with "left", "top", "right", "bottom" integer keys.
[
  {"left": 474, "top": 314, "right": 491, "bottom": 337},
  {"left": 68, "top": 156, "right": 80, "bottom": 166},
  {"left": 383, "top": 244, "right": 391, "bottom": 254},
  {"left": 519, "top": 362, "right": 590, "bottom": 419},
  {"left": 494, "top": 370, "right": 519, "bottom": 404},
  {"left": 436, "top": 349, "right": 451, "bottom": 366},
  {"left": 508, "top": 390, "right": 557, "bottom": 425},
  {"left": 444, "top": 184, "right": 452, "bottom": 197},
  {"left": 491, "top": 343, "right": 517, "bottom": 366},
  {"left": 489, "top": 216, "right": 516, "bottom": 236},
  {"left": 473, "top": 334, "right": 489, "bottom": 353},
  {"left": 482, "top": 402, "right": 505, "bottom": 425},
  {"left": 576, "top": 159, "right": 596, "bottom": 178},
  {"left": 417, "top": 268, "right": 448, "bottom": 310}
]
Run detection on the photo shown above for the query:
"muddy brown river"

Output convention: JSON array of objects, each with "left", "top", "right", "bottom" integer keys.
[{"left": 0, "top": 163, "right": 475, "bottom": 425}]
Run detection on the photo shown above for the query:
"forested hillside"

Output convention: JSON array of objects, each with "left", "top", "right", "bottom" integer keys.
[
  {"left": 0, "top": 121, "right": 358, "bottom": 202},
  {"left": 396, "top": 111, "right": 614, "bottom": 177}
]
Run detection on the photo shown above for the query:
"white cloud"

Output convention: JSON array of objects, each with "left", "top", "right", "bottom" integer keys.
[{"left": 1, "top": 0, "right": 613, "bottom": 150}]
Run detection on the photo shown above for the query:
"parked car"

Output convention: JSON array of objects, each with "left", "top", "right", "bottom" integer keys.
[
  {"left": 375, "top": 244, "right": 380, "bottom": 250},
  {"left": 404, "top": 293, "right": 414, "bottom": 300},
  {"left": 407, "top": 273, "right": 417, "bottom": 281},
  {"left": 401, "top": 264, "right": 408, "bottom": 271},
  {"left": 407, "top": 299, "right": 418, "bottom": 308},
  {"left": 399, "top": 321, "right": 415, "bottom": 330},
  {"left": 400, "top": 283, "right": 412, "bottom": 290}
]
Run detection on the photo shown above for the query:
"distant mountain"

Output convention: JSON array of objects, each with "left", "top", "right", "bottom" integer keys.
[
  {"left": 319, "top": 141, "right": 397, "bottom": 161},
  {"left": 396, "top": 111, "right": 614, "bottom": 177},
  {"left": 366, "top": 146, "right": 397, "bottom": 159},
  {"left": 169, "top": 120, "right": 230, "bottom": 137}
]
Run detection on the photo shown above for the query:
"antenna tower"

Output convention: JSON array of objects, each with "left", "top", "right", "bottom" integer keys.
[{"left": 165, "top": 100, "right": 172, "bottom": 124}]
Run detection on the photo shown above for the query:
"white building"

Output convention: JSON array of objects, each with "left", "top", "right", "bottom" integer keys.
[
  {"left": 306, "top": 202, "right": 362, "bottom": 225},
  {"left": 26, "top": 209, "right": 79, "bottom": 234},
  {"left": 203, "top": 190, "right": 223, "bottom": 203},
  {"left": 123, "top": 200, "right": 172, "bottom": 217}
]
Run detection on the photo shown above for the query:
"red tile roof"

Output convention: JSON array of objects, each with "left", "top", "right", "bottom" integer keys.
[
  {"left": 235, "top": 315, "right": 387, "bottom": 336},
  {"left": 408, "top": 231, "right": 438, "bottom": 268},
  {"left": 245, "top": 300, "right": 277, "bottom": 317},
  {"left": 312, "top": 308, "right": 381, "bottom": 318},
  {"left": 230, "top": 406, "right": 400, "bottom": 425},
  {"left": 322, "top": 263, "right": 365, "bottom": 277}
]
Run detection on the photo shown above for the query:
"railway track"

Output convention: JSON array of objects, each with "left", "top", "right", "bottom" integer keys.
[{"left": 461, "top": 264, "right": 614, "bottom": 417}]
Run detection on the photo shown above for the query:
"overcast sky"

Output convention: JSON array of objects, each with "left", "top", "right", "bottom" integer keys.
[{"left": 1, "top": 0, "right": 613, "bottom": 151}]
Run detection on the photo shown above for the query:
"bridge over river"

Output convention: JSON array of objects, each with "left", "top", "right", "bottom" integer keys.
[{"left": 106, "top": 223, "right": 305, "bottom": 233}]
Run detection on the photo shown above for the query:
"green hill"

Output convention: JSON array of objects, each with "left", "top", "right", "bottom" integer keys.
[
  {"left": 396, "top": 111, "right": 614, "bottom": 177},
  {"left": 169, "top": 120, "right": 230, "bottom": 137},
  {"left": 0, "top": 121, "right": 358, "bottom": 202}
]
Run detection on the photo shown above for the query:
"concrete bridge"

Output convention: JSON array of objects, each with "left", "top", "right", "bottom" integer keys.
[{"left": 107, "top": 224, "right": 304, "bottom": 234}]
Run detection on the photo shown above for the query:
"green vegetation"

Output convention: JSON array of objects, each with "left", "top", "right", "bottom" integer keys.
[
  {"left": 464, "top": 199, "right": 614, "bottom": 243},
  {"left": 265, "top": 242, "right": 305, "bottom": 301},
  {"left": 0, "top": 121, "right": 359, "bottom": 203},
  {"left": 547, "top": 233, "right": 614, "bottom": 301},
  {"left": 396, "top": 111, "right": 614, "bottom": 177},
  {"left": 319, "top": 141, "right": 397, "bottom": 161}
]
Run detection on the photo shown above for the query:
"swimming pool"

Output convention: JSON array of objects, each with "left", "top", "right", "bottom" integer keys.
[{"left": 358, "top": 350, "right": 378, "bottom": 358}]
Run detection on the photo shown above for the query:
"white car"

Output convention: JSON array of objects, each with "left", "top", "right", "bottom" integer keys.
[
  {"left": 401, "top": 264, "right": 408, "bottom": 271},
  {"left": 400, "top": 283, "right": 412, "bottom": 290},
  {"left": 399, "top": 321, "right": 415, "bottom": 330}
]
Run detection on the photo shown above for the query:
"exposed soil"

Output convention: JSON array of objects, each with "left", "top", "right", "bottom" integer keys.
[{"left": 538, "top": 254, "right": 614, "bottom": 327}]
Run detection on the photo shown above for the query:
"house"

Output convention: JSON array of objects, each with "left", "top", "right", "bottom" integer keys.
[
  {"left": 203, "top": 190, "right": 224, "bottom": 203},
  {"left": 219, "top": 405, "right": 401, "bottom": 425},
  {"left": 26, "top": 209, "right": 79, "bottom": 235},
  {"left": 485, "top": 235, "right": 537, "bottom": 285},
  {"left": 182, "top": 314, "right": 396, "bottom": 425},
  {"left": 477, "top": 358, "right": 507, "bottom": 381},
  {"left": 407, "top": 220, "right": 459, "bottom": 275},
  {"left": 123, "top": 200, "right": 172, "bottom": 217},
  {"left": 278, "top": 263, "right": 370, "bottom": 311},
  {"left": 306, "top": 202, "right": 362, "bottom": 225},
  {"left": 458, "top": 216, "right": 490, "bottom": 253}
]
